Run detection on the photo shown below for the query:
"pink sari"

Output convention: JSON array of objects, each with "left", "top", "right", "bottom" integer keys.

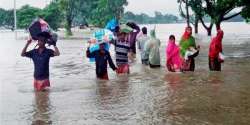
[{"left": 166, "top": 40, "right": 183, "bottom": 72}]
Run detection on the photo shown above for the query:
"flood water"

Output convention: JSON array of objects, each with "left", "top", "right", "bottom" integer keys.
[{"left": 1, "top": 22, "right": 250, "bottom": 125}]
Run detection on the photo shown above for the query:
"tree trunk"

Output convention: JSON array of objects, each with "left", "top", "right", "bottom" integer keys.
[
  {"left": 207, "top": 27, "right": 212, "bottom": 36},
  {"left": 66, "top": 18, "right": 73, "bottom": 36},
  {"left": 185, "top": 0, "right": 190, "bottom": 27},
  {"left": 194, "top": 15, "right": 199, "bottom": 34},
  {"left": 216, "top": 21, "right": 221, "bottom": 30},
  {"left": 199, "top": 17, "right": 213, "bottom": 36}
]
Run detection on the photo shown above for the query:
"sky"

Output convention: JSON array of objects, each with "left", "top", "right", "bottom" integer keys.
[
  {"left": 126, "top": 0, "right": 179, "bottom": 16},
  {"left": 0, "top": 0, "right": 179, "bottom": 16}
]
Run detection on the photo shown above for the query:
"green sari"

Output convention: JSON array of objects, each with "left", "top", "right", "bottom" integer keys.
[{"left": 179, "top": 36, "right": 196, "bottom": 57}]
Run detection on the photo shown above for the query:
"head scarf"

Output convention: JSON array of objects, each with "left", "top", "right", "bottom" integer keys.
[
  {"left": 166, "top": 39, "right": 182, "bottom": 70},
  {"left": 181, "top": 27, "right": 192, "bottom": 40},
  {"left": 216, "top": 29, "right": 224, "bottom": 42},
  {"left": 209, "top": 30, "right": 224, "bottom": 58},
  {"left": 150, "top": 29, "right": 156, "bottom": 38}
]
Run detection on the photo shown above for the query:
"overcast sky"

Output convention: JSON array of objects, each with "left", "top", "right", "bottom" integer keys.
[{"left": 0, "top": 0, "right": 179, "bottom": 16}]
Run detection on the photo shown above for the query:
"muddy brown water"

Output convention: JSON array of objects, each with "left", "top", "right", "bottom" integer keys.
[{"left": 1, "top": 23, "right": 250, "bottom": 125}]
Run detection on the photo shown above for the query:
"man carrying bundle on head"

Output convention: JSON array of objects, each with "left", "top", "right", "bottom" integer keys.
[
  {"left": 110, "top": 24, "right": 133, "bottom": 74},
  {"left": 21, "top": 32, "right": 60, "bottom": 91},
  {"left": 21, "top": 18, "right": 60, "bottom": 91}
]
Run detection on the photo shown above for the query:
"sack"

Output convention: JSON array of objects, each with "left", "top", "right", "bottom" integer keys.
[
  {"left": 29, "top": 18, "right": 58, "bottom": 46},
  {"left": 218, "top": 52, "right": 225, "bottom": 62},
  {"left": 46, "top": 32, "right": 58, "bottom": 46},
  {"left": 28, "top": 18, "right": 50, "bottom": 40}
]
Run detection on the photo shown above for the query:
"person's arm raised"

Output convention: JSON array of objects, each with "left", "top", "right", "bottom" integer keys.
[
  {"left": 53, "top": 45, "right": 60, "bottom": 56},
  {"left": 21, "top": 38, "right": 32, "bottom": 57}
]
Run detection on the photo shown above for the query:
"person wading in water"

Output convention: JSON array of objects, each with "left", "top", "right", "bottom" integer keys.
[{"left": 21, "top": 33, "right": 60, "bottom": 91}]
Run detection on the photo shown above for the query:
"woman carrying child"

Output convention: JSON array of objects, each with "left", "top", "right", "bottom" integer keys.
[{"left": 179, "top": 26, "right": 200, "bottom": 71}]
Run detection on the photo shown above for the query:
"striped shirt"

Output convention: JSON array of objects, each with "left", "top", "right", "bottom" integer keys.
[{"left": 113, "top": 40, "right": 131, "bottom": 66}]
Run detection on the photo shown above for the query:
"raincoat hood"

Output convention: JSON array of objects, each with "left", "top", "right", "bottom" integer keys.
[{"left": 150, "top": 29, "right": 156, "bottom": 38}]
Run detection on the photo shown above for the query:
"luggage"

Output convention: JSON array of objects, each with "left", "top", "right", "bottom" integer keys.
[
  {"left": 87, "top": 29, "right": 114, "bottom": 62},
  {"left": 28, "top": 18, "right": 58, "bottom": 46},
  {"left": 28, "top": 18, "right": 50, "bottom": 40}
]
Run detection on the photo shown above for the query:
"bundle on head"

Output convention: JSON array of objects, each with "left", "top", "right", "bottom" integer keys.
[{"left": 126, "top": 22, "right": 139, "bottom": 30}]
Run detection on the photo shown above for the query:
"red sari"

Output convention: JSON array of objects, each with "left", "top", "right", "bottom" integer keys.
[{"left": 209, "top": 30, "right": 224, "bottom": 71}]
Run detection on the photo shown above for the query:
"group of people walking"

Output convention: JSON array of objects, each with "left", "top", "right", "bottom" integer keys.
[
  {"left": 85, "top": 23, "right": 225, "bottom": 80},
  {"left": 21, "top": 22, "right": 224, "bottom": 91}
]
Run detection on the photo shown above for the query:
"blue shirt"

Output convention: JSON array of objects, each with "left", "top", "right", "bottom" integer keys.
[{"left": 24, "top": 48, "right": 54, "bottom": 80}]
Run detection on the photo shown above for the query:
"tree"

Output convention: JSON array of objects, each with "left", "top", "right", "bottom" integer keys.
[
  {"left": 0, "top": 8, "right": 14, "bottom": 29},
  {"left": 89, "top": 0, "right": 128, "bottom": 27},
  {"left": 16, "top": 5, "right": 42, "bottom": 29},
  {"left": 188, "top": 0, "right": 250, "bottom": 35},
  {"left": 123, "top": 11, "right": 136, "bottom": 20},
  {"left": 241, "top": 1, "right": 250, "bottom": 22},
  {"left": 122, "top": 11, "right": 179, "bottom": 24},
  {"left": 178, "top": 0, "right": 203, "bottom": 34},
  {"left": 59, "top": 0, "right": 91, "bottom": 36},
  {"left": 189, "top": 0, "right": 214, "bottom": 35},
  {"left": 197, "top": 0, "right": 250, "bottom": 30},
  {"left": 178, "top": 0, "right": 191, "bottom": 27},
  {"left": 41, "top": 1, "right": 63, "bottom": 31}
]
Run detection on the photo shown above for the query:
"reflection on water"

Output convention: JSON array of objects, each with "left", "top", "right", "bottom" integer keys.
[
  {"left": 1, "top": 23, "right": 250, "bottom": 125},
  {"left": 32, "top": 91, "right": 52, "bottom": 125}
]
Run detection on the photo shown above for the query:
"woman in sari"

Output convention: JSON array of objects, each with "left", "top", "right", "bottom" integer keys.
[
  {"left": 209, "top": 30, "right": 224, "bottom": 71},
  {"left": 166, "top": 35, "right": 182, "bottom": 72},
  {"left": 179, "top": 26, "right": 199, "bottom": 71}
]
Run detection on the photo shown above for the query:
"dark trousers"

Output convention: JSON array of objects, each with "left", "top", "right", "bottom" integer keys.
[
  {"left": 131, "top": 43, "right": 136, "bottom": 54},
  {"left": 209, "top": 58, "right": 221, "bottom": 71},
  {"left": 182, "top": 59, "right": 195, "bottom": 71},
  {"left": 149, "top": 63, "right": 161, "bottom": 68},
  {"left": 141, "top": 59, "right": 149, "bottom": 65},
  {"left": 182, "top": 50, "right": 199, "bottom": 72}
]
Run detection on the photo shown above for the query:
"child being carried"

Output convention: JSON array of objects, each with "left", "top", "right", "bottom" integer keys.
[{"left": 184, "top": 47, "right": 198, "bottom": 60}]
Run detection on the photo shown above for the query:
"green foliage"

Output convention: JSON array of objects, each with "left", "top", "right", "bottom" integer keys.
[
  {"left": 122, "top": 11, "right": 178, "bottom": 24},
  {"left": 0, "top": 8, "right": 14, "bottom": 28},
  {"left": 41, "top": 1, "right": 63, "bottom": 31},
  {"left": 16, "top": 5, "right": 42, "bottom": 29},
  {"left": 88, "top": 0, "right": 128, "bottom": 27},
  {"left": 59, "top": 0, "right": 92, "bottom": 36},
  {"left": 187, "top": 0, "right": 250, "bottom": 30},
  {"left": 189, "top": 0, "right": 249, "bottom": 23},
  {"left": 241, "top": 0, "right": 250, "bottom": 22},
  {"left": 1, "top": 0, "right": 128, "bottom": 31}
]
